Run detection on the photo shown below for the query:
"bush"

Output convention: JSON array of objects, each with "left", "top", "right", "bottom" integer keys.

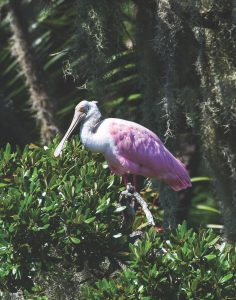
[
  {"left": 0, "top": 140, "right": 235, "bottom": 299},
  {"left": 0, "top": 138, "right": 130, "bottom": 295},
  {"left": 81, "top": 223, "right": 236, "bottom": 300}
]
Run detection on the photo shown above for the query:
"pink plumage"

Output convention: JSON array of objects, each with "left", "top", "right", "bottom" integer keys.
[
  {"left": 104, "top": 120, "right": 191, "bottom": 191},
  {"left": 54, "top": 100, "right": 192, "bottom": 192}
]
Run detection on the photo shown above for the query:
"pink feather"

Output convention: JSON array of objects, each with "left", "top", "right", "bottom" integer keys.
[{"left": 105, "top": 120, "right": 191, "bottom": 191}]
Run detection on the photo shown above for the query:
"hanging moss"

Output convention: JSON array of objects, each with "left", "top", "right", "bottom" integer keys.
[
  {"left": 171, "top": 0, "right": 236, "bottom": 240},
  {"left": 192, "top": 1, "right": 236, "bottom": 241},
  {"left": 71, "top": 0, "right": 126, "bottom": 101},
  {"left": 8, "top": 0, "right": 59, "bottom": 144}
]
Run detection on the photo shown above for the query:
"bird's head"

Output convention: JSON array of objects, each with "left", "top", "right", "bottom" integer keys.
[
  {"left": 54, "top": 100, "right": 99, "bottom": 157},
  {"left": 75, "top": 100, "right": 99, "bottom": 120}
]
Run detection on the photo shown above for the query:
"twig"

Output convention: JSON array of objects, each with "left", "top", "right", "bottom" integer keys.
[
  {"left": 119, "top": 183, "right": 155, "bottom": 229},
  {"left": 133, "top": 191, "right": 155, "bottom": 226}
]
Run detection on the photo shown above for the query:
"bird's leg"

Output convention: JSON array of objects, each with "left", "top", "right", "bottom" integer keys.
[
  {"left": 133, "top": 175, "right": 137, "bottom": 192},
  {"left": 123, "top": 174, "right": 129, "bottom": 189},
  {"left": 119, "top": 182, "right": 136, "bottom": 233}
]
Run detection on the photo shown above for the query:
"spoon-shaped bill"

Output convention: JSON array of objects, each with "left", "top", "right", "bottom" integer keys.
[{"left": 54, "top": 111, "right": 85, "bottom": 157}]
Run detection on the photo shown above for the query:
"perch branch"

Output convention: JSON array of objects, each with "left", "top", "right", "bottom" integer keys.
[
  {"left": 119, "top": 183, "right": 155, "bottom": 230},
  {"left": 133, "top": 191, "right": 155, "bottom": 226}
]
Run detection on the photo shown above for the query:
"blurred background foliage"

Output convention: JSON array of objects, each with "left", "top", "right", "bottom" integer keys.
[{"left": 0, "top": 0, "right": 236, "bottom": 297}]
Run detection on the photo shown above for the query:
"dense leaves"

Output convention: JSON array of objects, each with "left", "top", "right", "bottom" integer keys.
[
  {"left": 0, "top": 141, "right": 235, "bottom": 298},
  {"left": 0, "top": 138, "right": 129, "bottom": 293},
  {"left": 82, "top": 224, "right": 236, "bottom": 300}
]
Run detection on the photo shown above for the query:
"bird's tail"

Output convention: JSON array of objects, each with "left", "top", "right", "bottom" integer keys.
[{"left": 164, "top": 159, "right": 192, "bottom": 192}]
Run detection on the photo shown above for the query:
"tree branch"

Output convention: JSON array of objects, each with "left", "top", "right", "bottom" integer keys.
[{"left": 119, "top": 183, "right": 155, "bottom": 232}]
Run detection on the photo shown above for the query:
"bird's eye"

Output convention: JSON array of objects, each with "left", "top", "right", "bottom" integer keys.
[{"left": 79, "top": 106, "right": 87, "bottom": 113}]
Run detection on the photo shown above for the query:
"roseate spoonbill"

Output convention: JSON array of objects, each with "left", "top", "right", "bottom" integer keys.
[{"left": 54, "top": 100, "right": 191, "bottom": 191}]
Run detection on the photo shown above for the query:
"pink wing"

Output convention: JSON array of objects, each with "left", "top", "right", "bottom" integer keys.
[{"left": 108, "top": 120, "right": 191, "bottom": 191}]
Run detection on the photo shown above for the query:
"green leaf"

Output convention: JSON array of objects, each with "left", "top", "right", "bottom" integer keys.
[
  {"left": 208, "top": 236, "right": 220, "bottom": 246},
  {"left": 4, "top": 143, "right": 11, "bottom": 161},
  {"left": 84, "top": 217, "right": 96, "bottom": 224},
  {"left": 206, "top": 224, "right": 224, "bottom": 229},
  {"left": 114, "top": 206, "right": 127, "bottom": 213},
  {"left": 204, "top": 254, "right": 216, "bottom": 261},
  {"left": 113, "top": 233, "right": 122, "bottom": 238},
  {"left": 191, "top": 177, "right": 212, "bottom": 183},
  {"left": 136, "top": 222, "right": 149, "bottom": 230},
  {"left": 196, "top": 205, "right": 220, "bottom": 214},
  {"left": 138, "top": 285, "right": 144, "bottom": 293},
  {"left": 0, "top": 183, "right": 9, "bottom": 188},
  {"left": 70, "top": 237, "right": 81, "bottom": 244},
  {"left": 219, "top": 274, "right": 233, "bottom": 284},
  {"left": 191, "top": 278, "right": 199, "bottom": 291},
  {"left": 107, "top": 176, "right": 114, "bottom": 189},
  {"left": 38, "top": 224, "right": 50, "bottom": 231}
]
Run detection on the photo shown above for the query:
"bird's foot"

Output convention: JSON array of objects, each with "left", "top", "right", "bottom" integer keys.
[
  {"left": 119, "top": 185, "right": 156, "bottom": 231},
  {"left": 126, "top": 182, "right": 135, "bottom": 194}
]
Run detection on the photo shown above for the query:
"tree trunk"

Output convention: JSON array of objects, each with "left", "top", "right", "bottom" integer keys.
[
  {"left": 193, "top": 1, "right": 236, "bottom": 241},
  {"left": 8, "top": 0, "right": 59, "bottom": 144},
  {"left": 157, "top": 0, "right": 236, "bottom": 241}
]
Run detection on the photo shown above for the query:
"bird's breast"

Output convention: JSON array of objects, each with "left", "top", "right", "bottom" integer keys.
[
  {"left": 80, "top": 125, "right": 112, "bottom": 154},
  {"left": 80, "top": 118, "right": 131, "bottom": 156},
  {"left": 83, "top": 136, "right": 108, "bottom": 153}
]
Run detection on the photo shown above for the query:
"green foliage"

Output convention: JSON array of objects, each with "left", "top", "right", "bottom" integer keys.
[
  {"left": 0, "top": 138, "right": 129, "bottom": 293},
  {"left": 0, "top": 141, "right": 235, "bottom": 298},
  {"left": 81, "top": 223, "right": 236, "bottom": 300},
  {"left": 188, "top": 177, "right": 222, "bottom": 229}
]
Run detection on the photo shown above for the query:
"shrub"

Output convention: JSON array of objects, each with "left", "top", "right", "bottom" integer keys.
[
  {"left": 0, "top": 138, "right": 130, "bottom": 294},
  {"left": 81, "top": 223, "right": 236, "bottom": 300},
  {"left": 0, "top": 140, "right": 235, "bottom": 299}
]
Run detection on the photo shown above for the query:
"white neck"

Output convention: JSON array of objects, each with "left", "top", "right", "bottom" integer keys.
[{"left": 80, "top": 108, "right": 102, "bottom": 151}]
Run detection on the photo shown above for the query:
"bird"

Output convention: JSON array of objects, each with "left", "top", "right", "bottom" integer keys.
[{"left": 54, "top": 100, "right": 191, "bottom": 192}]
